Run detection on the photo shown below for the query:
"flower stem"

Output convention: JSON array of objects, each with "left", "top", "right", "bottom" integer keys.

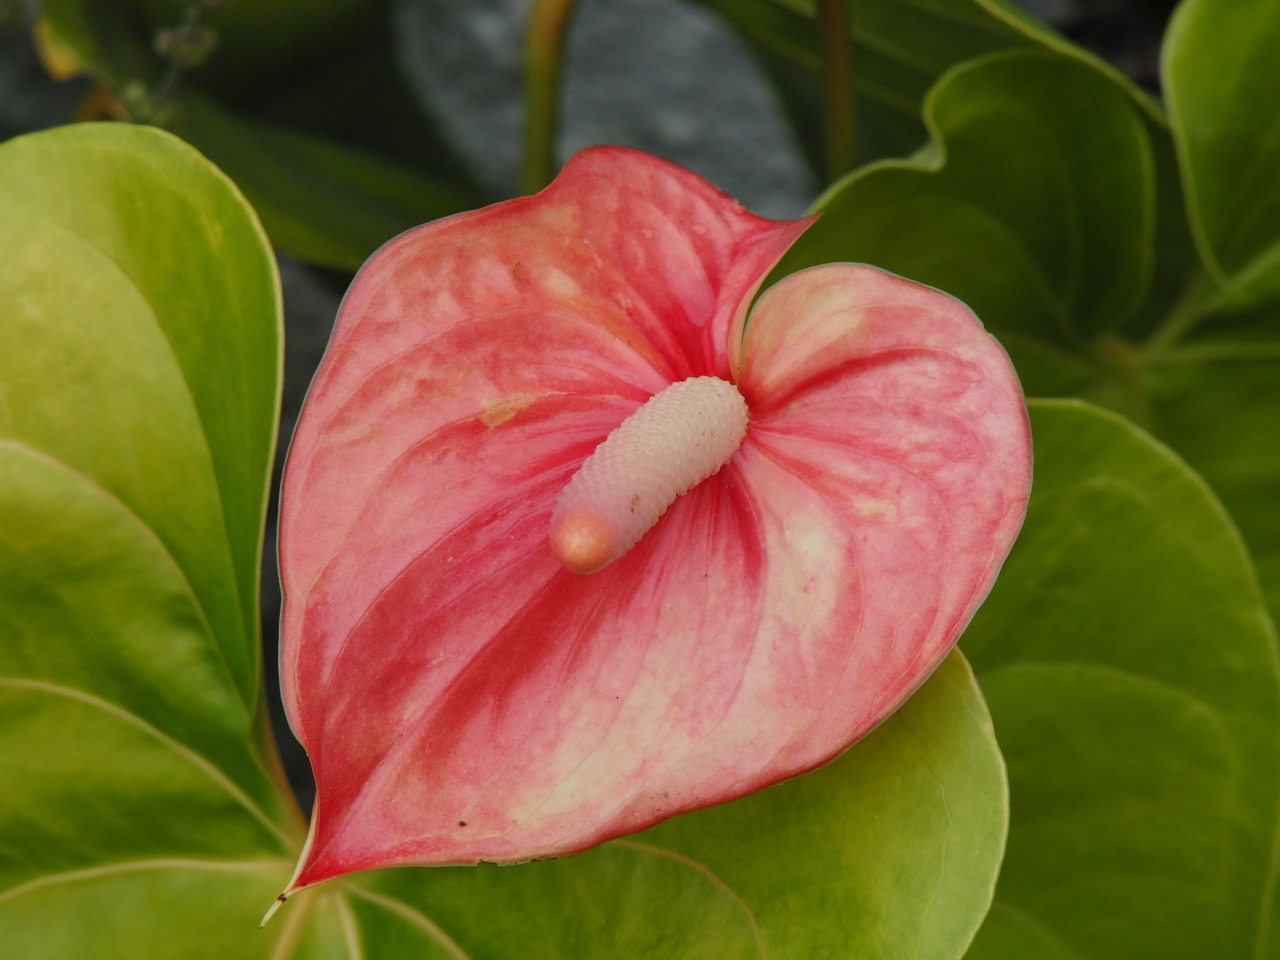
[
  {"left": 819, "top": 0, "right": 856, "bottom": 182},
  {"left": 523, "top": 0, "right": 579, "bottom": 194}
]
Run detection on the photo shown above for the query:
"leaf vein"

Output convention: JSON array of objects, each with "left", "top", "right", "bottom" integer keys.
[
  {"left": 0, "top": 677, "right": 291, "bottom": 847},
  {"left": 0, "top": 856, "right": 288, "bottom": 907},
  {"left": 610, "top": 838, "right": 767, "bottom": 957},
  {"left": 345, "top": 886, "right": 476, "bottom": 960},
  {"left": 0, "top": 438, "right": 249, "bottom": 717}
]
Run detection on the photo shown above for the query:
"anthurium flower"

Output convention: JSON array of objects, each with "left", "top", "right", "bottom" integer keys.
[{"left": 274, "top": 146, "right": 1031, "bottom": 905}]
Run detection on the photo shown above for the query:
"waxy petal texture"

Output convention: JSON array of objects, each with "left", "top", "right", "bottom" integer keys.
[{"left": 278, "top": 147, "right": 1030, "bottom": 895}]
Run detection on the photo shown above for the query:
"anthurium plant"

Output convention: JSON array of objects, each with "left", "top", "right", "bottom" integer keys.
[{"left": 2, "top": 1, "right": 1278, "bottom": 958}]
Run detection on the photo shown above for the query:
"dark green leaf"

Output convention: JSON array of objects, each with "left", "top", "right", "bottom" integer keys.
[
  {"left": 778, "top": 49, "right": 1155, "bottom": 360},
  {"left": 963, "top": 400, "right": 1280, "bottom": 960},
  {"left": 1164, "top": 0, "right": 1280, "bottom": 307},
  {"left": 768, "top": 31, "right": 1280, "bottom": 640},
  {"left": 1145, "top": 338, "right": 1280, "bottom": 628}
]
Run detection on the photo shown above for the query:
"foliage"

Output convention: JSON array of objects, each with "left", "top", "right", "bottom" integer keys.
[{"left": 2, "top": 0, "right": 1278, "bottom": 956}]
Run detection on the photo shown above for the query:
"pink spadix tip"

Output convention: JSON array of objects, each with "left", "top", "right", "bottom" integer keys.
[{"left": 550, "top": 376, "right": 750, "bottom": 573}]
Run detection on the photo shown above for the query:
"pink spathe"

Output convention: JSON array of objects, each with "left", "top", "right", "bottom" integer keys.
[{"left": 276, "top": 146, "right": 1031, "bottom": 898}]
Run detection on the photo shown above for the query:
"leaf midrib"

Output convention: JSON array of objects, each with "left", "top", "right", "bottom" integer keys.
[
  {"left": 0, "top": 856, "right": 291, "bottom": 908},
  {"left": 0, "top": 438, "right": 248, "bottom": 718},
  {"left": 0, "top": 676, "right": 293, "bottom": 849}
]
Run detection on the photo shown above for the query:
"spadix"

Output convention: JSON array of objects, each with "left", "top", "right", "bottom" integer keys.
[{"left": 550, "top": 376, "right": 749, "bottom": 573}]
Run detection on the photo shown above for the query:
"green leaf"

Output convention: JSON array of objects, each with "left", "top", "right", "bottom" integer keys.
[
  {"left": 1125, "top": 115, "right": 1202, "bottom": 340},
  {"left": 962, "top": 400, "right": 1280, "bottom": 960},
  {"left": 1164, "top": 0, "right": 1280, "bottom": 307},
  {"left": 1145, "top": 336, "right": 1280, "bottom": 631},
  {"left": 778, "top": 48, "right": 1155, "bottom": 364},
  {"left": 0, "top": 123, "right": 299, "bottom": 956},
  {"left": 285, "top": 650, "right": 1006, "bottom": 959},
  {"left": 0, "top": 122, "right": 280, "bottom": 701}
]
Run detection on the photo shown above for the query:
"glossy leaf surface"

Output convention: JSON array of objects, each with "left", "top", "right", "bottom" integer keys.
[
  {"left": 1165, "top": 0, "right": 1280, "bottom": 307},
  {"left": 1157, "top": 0, "right": 1280, "bottom": 620},
  {"left": 963, "top": 401, "right": 1280, "bottom": 959},
  {"left": 1145, "top": 339, "right": 1280, "bottom": 626},
  {"left": 0, "top": 123, "right": 298, "bottom": 957},
  {"left": 278, "top": 146, "right": 1030, "bottom": 892},
  {"left": 780, "top": 49, "right": 1155, "bottom": 368}
]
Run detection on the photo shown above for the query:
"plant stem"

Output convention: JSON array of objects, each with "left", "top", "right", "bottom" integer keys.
[
  {"left": 819, "top": 0, "right": 856, "bottom": 182},
  {"left": 523, "top": 0, "right": 579, "bottom": 194},
  {"left": 1146, "top": 268, "right": 1221, "bottom": 351}
]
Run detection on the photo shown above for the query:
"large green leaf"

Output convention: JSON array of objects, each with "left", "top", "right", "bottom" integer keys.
[
  {"left": 283, "top": 651, "right": 1006, "bottom": 959},
  {"left": 1164, "top": 0, "right": 1280, "bottom": 308},
  {"left": 1149, "top": 0, "right": 1280, "bottom": 623},
  {"left": 1145, "top": 340, "right": 1280, "bottom": 628},
  {"left": 778, "top": 48, "right": 1155, "bottom": 383},
  {"left": 0, "top": 122, "right": 281, "bottom": 705},
  {"left": 0, "top": 123, "right": 299, "bottom": 956},
  {"left": 962, "top": 400, "right": 1280, "bottom": 959}
]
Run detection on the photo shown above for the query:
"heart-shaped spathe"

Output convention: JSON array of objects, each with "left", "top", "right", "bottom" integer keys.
[{"left": 275, "top": 146, "right": 1031, "bottom": 900}]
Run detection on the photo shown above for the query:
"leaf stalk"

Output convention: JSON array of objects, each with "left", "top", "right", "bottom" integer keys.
[
  {"left": 523, "top": 0, "right": 579, "bottom": 194},
  {"left": 819, "top": 0, "right": 857, "bottom": 182}
]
